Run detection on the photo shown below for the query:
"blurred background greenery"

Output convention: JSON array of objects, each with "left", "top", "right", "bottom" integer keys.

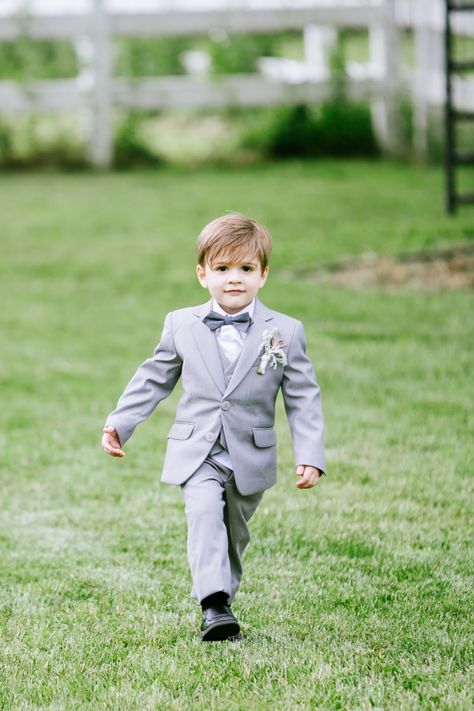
[{"left": 0, "top": 28, "right": 445, "bottom": 170}]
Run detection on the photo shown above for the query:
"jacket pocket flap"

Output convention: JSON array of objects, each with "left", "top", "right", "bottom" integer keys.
[
  {"left": 168, "top": 422, "right": 195, "bottom": 440},
  {"left": 252, "top": 427, "right": 277, "bottom": 448}
]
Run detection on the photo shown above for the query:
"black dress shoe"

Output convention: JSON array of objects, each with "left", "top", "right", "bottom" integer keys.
[{"left": 201, "top": 604, "right": 240, "bottom": 641}]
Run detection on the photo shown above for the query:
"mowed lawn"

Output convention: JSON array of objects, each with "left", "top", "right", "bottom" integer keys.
[{"left": 0, "top": 160, "right": 473, "bottom": 710}]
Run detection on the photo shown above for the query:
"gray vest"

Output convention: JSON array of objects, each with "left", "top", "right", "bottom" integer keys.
[{"left": 210, "top": 336, "right": 241, "bottom": 454}]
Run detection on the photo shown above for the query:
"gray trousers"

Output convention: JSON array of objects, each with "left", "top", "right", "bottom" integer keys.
[{"left": 181, "top": 456, "right": 264, "bottom": 604}]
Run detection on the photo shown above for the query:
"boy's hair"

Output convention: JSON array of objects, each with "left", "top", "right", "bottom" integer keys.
[{"left": 196, "top": 213, "right": 272, "bottom": 272}]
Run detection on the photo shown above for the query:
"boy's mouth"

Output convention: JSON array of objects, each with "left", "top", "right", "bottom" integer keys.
[{"left": 226, "top": 290, "right": 244, "bottom": 294}]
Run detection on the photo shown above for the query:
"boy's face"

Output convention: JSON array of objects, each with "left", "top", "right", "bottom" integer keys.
[{"left": 196, "top": 253, "right": 269, "bottom": 314}]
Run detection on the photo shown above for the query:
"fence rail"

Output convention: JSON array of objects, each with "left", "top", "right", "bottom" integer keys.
[
  {"left": 0, "top": 0, "right": 472, "bottom": 166},
  {"left": 0, "top": 3, "right": 387, "bottom": 40}
]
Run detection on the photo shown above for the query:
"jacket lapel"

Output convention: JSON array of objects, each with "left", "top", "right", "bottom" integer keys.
[
  {"left": 191, "top": 298, "right": 226, "bottom": 395},
  {"left": 223, "top": 297, "right": 274, "bottom": 398}
]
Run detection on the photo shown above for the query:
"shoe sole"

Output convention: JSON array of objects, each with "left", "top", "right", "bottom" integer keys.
[{"left": 201, "top": 620, "right": 240, "bottom": 642}]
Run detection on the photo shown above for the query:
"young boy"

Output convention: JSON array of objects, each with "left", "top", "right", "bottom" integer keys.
[{"left": 102, "top": 213, "right": 326, "bottom": 641}]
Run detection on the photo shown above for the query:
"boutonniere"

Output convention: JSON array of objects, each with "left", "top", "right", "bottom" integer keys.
[{"left": 257, "top": 328, "right": 287, "bottom": 375}]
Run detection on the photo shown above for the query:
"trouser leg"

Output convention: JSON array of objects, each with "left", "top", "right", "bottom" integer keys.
[
  {"left": 181, "top": 460, "right": 232, "bottom": 602},
  {"left": 223, "top": 477, "right": 264, "bottom": 604}
]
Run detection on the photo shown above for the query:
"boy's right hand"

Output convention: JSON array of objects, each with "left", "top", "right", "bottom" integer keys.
[{"left": 101, "top": 426, "right": 126, "bottom": 457}]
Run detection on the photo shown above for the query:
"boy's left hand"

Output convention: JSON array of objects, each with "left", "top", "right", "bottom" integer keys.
[{"left": 295, "top": 464, "right": 321, "bottom": 489}]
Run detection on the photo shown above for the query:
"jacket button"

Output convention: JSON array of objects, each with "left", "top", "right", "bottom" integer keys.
[
  {"left": 221, "top": 401, "right": 231, "bottom": 411},
  {"left": 205, "top": 432, "right": 216, "bottom": 442}
]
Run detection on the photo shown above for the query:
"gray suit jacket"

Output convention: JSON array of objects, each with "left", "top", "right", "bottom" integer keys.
[{"left": 105, "top": 297, "right": 325, "bottom": 495}]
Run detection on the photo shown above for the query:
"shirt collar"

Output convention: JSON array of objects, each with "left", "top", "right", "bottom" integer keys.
[{"left": 212, "top": 297, "right": 255, "bottom": 319}]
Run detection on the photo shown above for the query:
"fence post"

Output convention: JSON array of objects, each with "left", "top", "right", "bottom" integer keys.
[
  {"left": 369, "top": 0, "right": 401, "bottom": 155},
  {"left": 303, "top": 24, "right": 337, "bottom": 79},
  {"left": 413, "top": 0, "right": 445, "bottom": 160},
  {"left": 88, "top": 0, "right": 112, "bottom": 168}
]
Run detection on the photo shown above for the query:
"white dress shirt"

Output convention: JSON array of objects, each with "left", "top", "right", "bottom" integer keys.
[
  {"left": 211, "top": 297, "right": 255, "bottom": 366},
  {"left": 210, "top": 297, "right": 255, "bottom": 470}
]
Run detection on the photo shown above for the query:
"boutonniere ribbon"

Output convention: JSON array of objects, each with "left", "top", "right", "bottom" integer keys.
[{"left": 257, "top": 328, "right": 287, "bottom": 375}]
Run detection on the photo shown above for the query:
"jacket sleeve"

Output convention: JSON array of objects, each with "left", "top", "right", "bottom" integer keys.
[
  {"left": 105, "top": 312, "right": 182, "bottom": 447},
  {"left": 280, "top": 320, "right": 326, "bottom": 475}
]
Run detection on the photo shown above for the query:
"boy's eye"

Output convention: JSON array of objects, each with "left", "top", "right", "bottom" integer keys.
[{"left": 215, "top": 265, "right": 254, "bottom": 272}]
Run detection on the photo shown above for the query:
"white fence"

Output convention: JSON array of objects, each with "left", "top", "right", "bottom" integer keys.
[{"left": 0, "top": 0, "right": 473, "bottom": 166}]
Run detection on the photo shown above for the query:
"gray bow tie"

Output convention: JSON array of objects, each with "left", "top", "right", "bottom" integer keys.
[{"left": 202, "top": 310, "right": 252, "bottom": 333}]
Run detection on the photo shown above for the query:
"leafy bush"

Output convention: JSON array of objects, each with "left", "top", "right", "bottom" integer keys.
[
  {"left": 0, "top": 122, "right": 14, "bottom": 164},
  {"left": 0, "top": 115, "right": 86, "bottom": 169},
  {"left": 0, "top": 39, "right": 77, "bottom": 81},
  {"left": 241, "top": 102, "right": 379, "bottom": 159},
  {"left": 113, "top": 112, "right": 163, "bottom": 168},
  {"left": 114, "top": 37, "right": 191, "bottom": 77}
]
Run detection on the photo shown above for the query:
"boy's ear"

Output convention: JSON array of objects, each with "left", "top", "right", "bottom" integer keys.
[
  {"left": 196, "top": 263, "right": 207, "bottom": 288},
  {"left": 260, "top": 265, "right": 269, "bottom": 286}
]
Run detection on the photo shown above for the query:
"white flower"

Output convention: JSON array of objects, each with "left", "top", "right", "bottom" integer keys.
[{"left": 257, "top": 328, "right": 287, "bottom": 375}]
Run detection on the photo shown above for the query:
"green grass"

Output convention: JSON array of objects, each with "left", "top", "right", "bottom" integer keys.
[{"left": 0, "top": 160, "right": 473, "bottom": 710}]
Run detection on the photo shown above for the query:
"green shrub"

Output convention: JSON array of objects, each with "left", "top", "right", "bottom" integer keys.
[
  {"left": 0, "top": 115, "right": 86, "bottom": 169},
  {"left": 0, "top": 111, "right": 165, "bottom": 170},
  {"left": 0, "top": 39, "right": 77, "bottom": 81},
  {"left": 114, "top": 37, "right": 191, "bottom": 77},
  {"left": 113, "top": 112, "right": 163, "bottom": 168},
  {"left": 317, "top": 101, "right": 379, "bottom": 156},
  {"left": 0, "top": 122, "right": 14, "bottom": 164},
  {"left": 426, "top": 109, "right": 444, "bottom": 164},
  {"left": 241, "top": 102, "right": 379, "bottom": 159},
  {"left": 399, "top": 98, "right": 414, "bottom": 151}
]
